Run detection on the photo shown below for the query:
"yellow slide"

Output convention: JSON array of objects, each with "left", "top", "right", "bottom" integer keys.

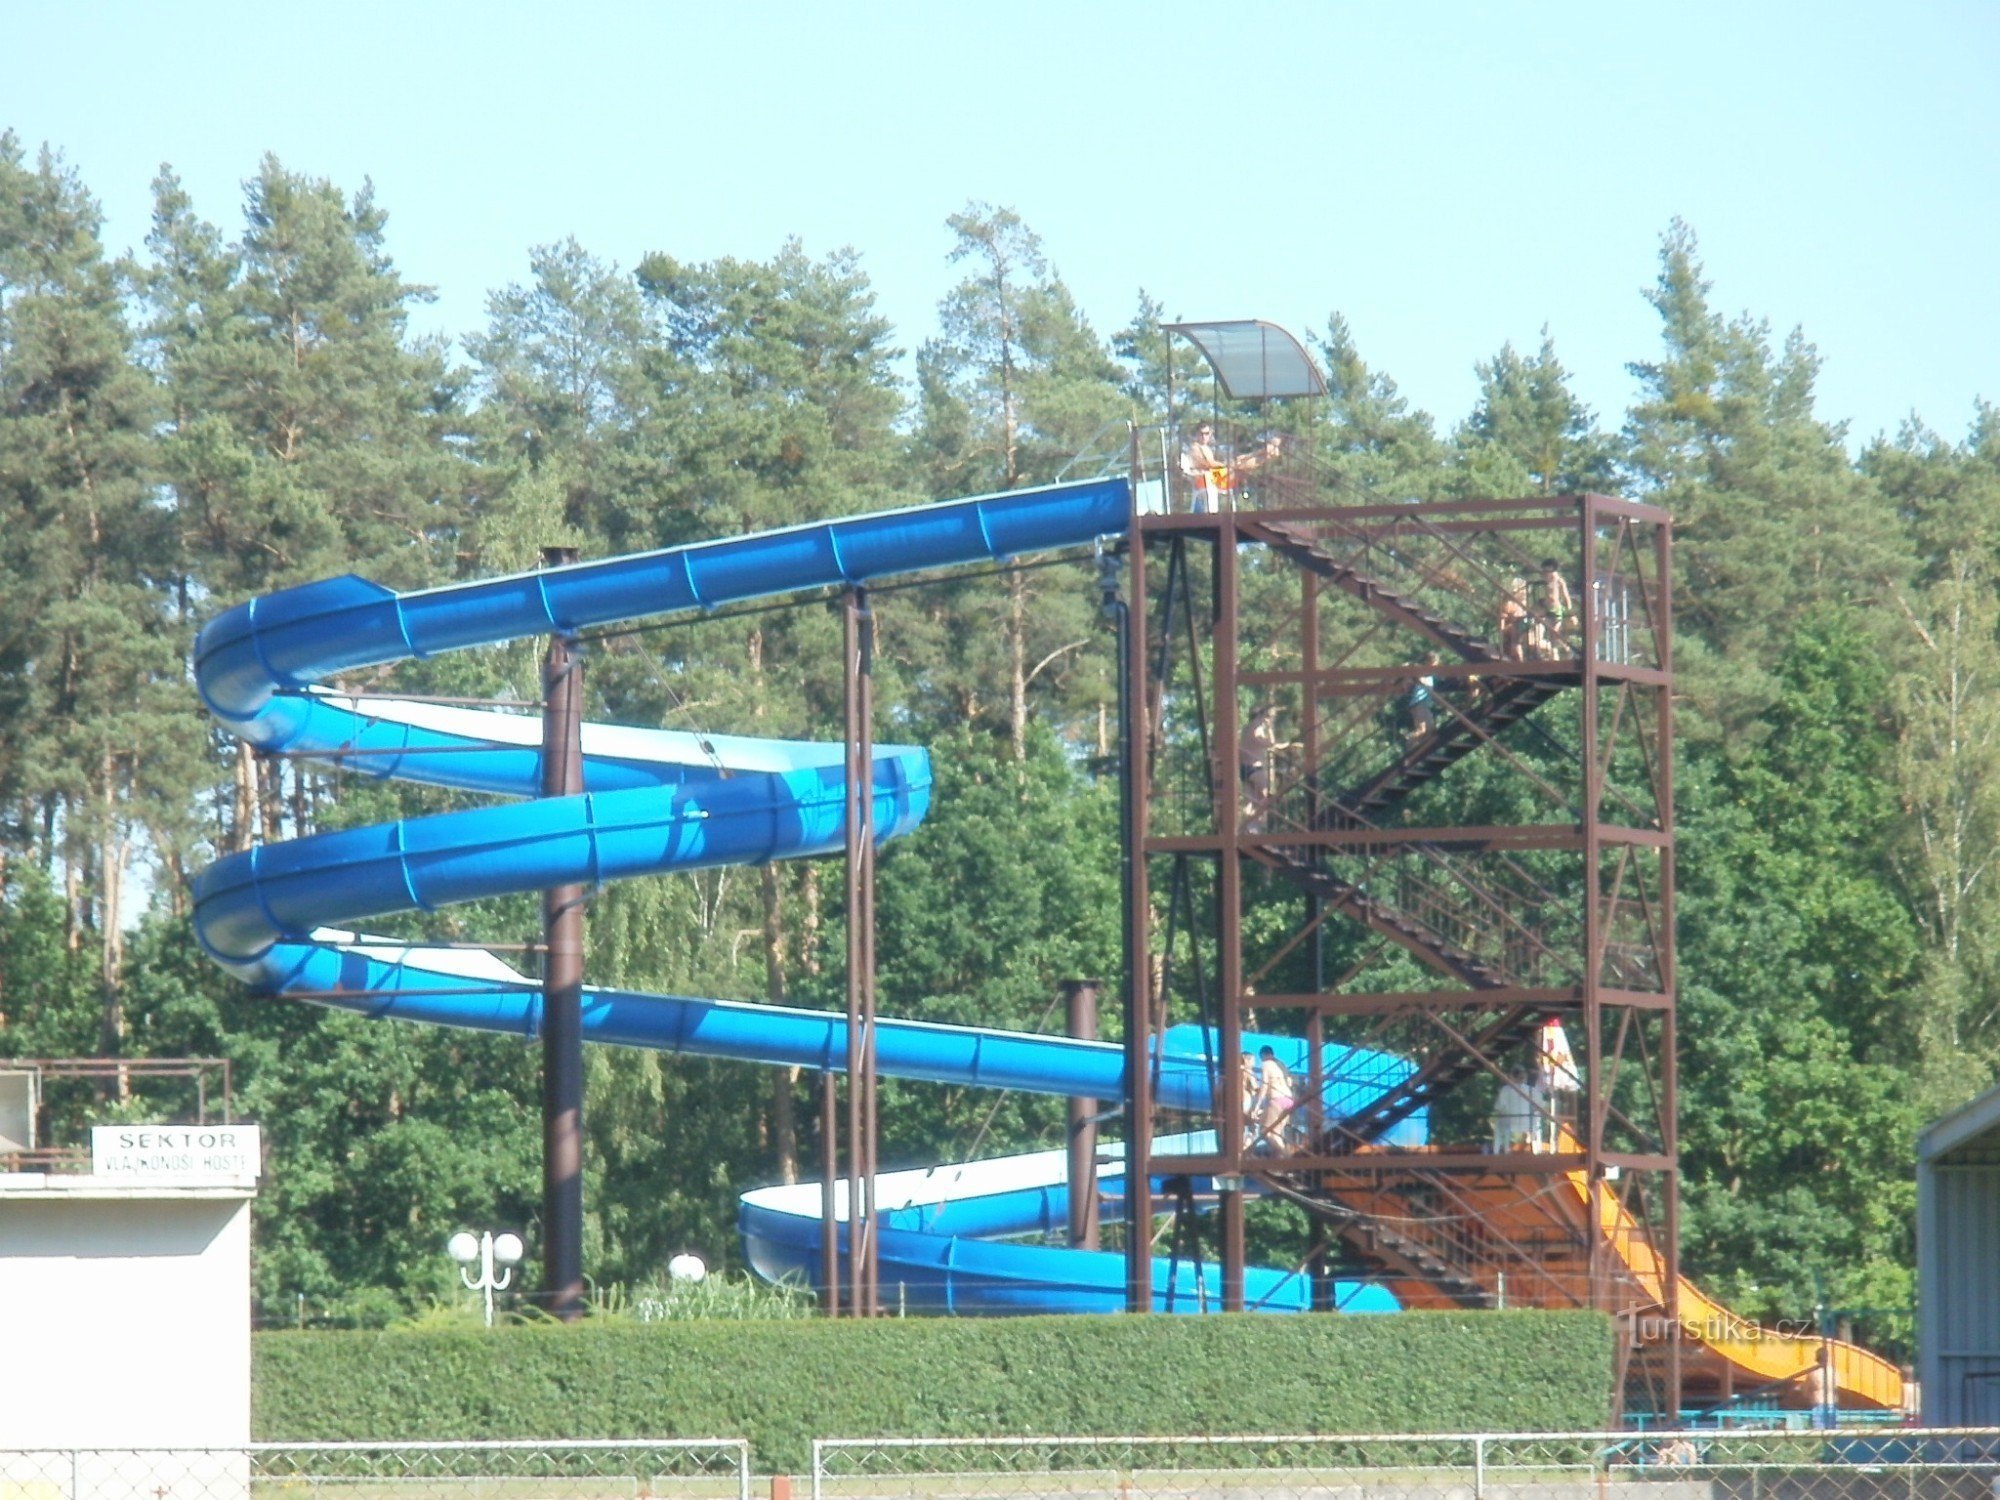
[{"left": 1559, "top": 1131, "right": 1904, "bottom": 1410}]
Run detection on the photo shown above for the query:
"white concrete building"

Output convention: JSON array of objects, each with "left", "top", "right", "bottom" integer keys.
[{"left": 0, "top": 1126, "right": 256, "bottom": 1497}]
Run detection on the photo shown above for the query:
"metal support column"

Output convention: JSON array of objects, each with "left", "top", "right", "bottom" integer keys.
[
  {"left": 843, "top": 586, "right": 879, "bottom": 1317},
  {"left": 539, "top": 545, "right": 586, "bottom": 1322},
  {"left": 1580, "top": 506, "right": 1605, "bottom": 1316},
  {"left": 1215, "top": 510, "right": 1246, "bottom": 1312},
  {"left": 1065, "top": 978, "right": 1102, "bottom": 1250},
  {"left": 1656, "top": 508, "right": 1683, "bottom": 1413},
  {"left": 1122, "top": 475, "right": 1154, "bottom": 1313},
  {"left": 820, "top": 1069, "right": 839, "bottom": 1316}
]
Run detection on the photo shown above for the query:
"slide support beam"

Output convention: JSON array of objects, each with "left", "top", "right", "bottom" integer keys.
[{"left": 539, "top": 546, "right": 586, "bottom": 1322}]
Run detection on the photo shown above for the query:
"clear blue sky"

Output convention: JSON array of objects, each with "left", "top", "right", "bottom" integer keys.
[{"left": 7, "top": 0, "right": 1995, "bottom": 447}]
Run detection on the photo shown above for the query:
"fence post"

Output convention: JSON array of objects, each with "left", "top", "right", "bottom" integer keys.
[
  {"left": 1473, "top": 1435, "right": 1485, "bottom": 1499},
  {"left": 809, "top": 1440, "right": 825, "bottom": 1500}
]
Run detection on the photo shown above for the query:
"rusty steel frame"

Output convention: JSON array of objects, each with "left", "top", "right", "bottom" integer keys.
[{"left": 1119, "top": 442, "right": 1678, "bottom": 1409}]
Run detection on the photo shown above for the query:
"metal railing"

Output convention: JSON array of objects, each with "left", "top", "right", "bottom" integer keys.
[
  {"left": 0, "top": 1439, "right": 750, "bottom": 1500},
  {"left": 811, "top": 1429, "right": 2000, "bottom": 1500},
  {"left": 20, "top": 1430, "right": 2000, "bottom": 1500}
]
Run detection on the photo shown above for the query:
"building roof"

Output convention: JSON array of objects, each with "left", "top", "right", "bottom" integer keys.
[{"left": 1919, "top": 1083, "right": 2000, "bottom": 1165}]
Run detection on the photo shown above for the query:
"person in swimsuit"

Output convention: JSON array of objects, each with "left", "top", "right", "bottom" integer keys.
[
  {"left": 1499, "top": 578, "right": 1532, "bottom": 663},
  {"left": 1252, "top": 1045, "right": 1295, "bottom": 1153},
  {"left": 1237, "top": 703, "right": 1287, "bottom": 831},
  {"left": 1538, "top": 558, "right": 1575, "bottom": 659}
]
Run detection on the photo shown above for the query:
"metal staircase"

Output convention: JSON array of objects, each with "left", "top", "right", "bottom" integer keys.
[
  {"left": 1332, "top": 676, "right": 1565, "bottom": 821},
  {"left": 1232, "top": 522, "right": 1600, "bottom": 1302},
  {"left": 1248, "top": 517, "right": 1504, "bottom": 662}
]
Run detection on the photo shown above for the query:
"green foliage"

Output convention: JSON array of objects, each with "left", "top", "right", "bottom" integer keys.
[
  {"left": 913, "top": 204, "right": 1130, "bottom": 753},
  {"left": 1623, "top": 220, "right": 1913, "bottom": 734},
  {"left": 865, "top": 723, "right": 1121, "bottom": 1162},
  {"left": 1892, "top": 553, "right": 2000, "bottom": 1093},
  {"left": 1310, "top": 313, "right": 1445, "bottom": 500},
  {"left": 585, "top": 1271, "right": 816, "bottom": 1322},
  {"left": 1453, "top": 330, "right": 1617, "bottom": 497},
  {"left": 253, "top": 1311, "right": 1617, "bottom": 1465},
  {"left": 1675, "top": 613, "right": 1923, "bottom": 1337},
  {"left": 3, "top": 140, "right": 1996, "bottom": 1360}
]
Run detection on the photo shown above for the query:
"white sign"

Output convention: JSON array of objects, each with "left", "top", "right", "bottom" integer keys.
[{"left": 91, "top": 1125, "right": 261, "bottom": 1182}]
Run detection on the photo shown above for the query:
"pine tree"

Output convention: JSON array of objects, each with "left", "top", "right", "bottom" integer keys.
[
  {"left": 464, "top": 238, "right": 647, "bottom": 557},
  {"left": 0, "top": 136, "right": 199, "bottom": 1033},
  {"left": 143, "top": 157, "right": 472, "bottom": 853},
  {"left": 1452, "top": 330, "right": 1616, "bottom": 497},
  {"left": 1864, "top": 403, "right": 2000, "bottom": 582},
  {"left": 1622, "top": 220, "right": 1914, "bottom": 732},
  {"left": 913, "top": 204, "right": 1128, "bottom": 756},
  {"left": 1310, "top": 312, "right": 1445, "bottom": 499},
  {"left": 151, "top": 156, "right": 467, "bottom": 603}
]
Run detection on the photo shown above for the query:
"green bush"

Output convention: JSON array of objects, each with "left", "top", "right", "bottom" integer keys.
[{"left": 255, "top": 1311, "right": 1615, "bottom": 1471}]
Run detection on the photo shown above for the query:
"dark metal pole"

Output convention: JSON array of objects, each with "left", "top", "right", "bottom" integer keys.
[
  {"left": 1580, "top": 503, "right": 1605, "bottom": 1317},
  {"left": 539, "top": 545, "right": 586, "bottom": 1322},
  {"left": 1120, "top": 442, "right": 1154, "bottom": 1314},
  {"left": 820, "top": 1068, "right": 839, "bottom": 1316},
  {"left": 1655, "top": 507, "right": 1683, "bottom": 1415},
  {"left": 1215, "top": 508, "right": 1245, "bottom": 1314},
  {"left": 1064, "top": 978, "right": 1102, "bottom": 1249},
  {"left": 843, "top": 586, "right": 879, "bottom": 1316},
  {"left": 1302, "top": 569, "right": 1335, "bottom": 1311}
]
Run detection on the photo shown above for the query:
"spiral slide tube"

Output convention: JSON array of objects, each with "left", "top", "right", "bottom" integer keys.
[{"left": 190, "top": 477, "right": 1415, "bottom": 1313}]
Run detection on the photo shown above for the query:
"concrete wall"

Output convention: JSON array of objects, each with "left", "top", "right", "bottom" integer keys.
[{"left": 0, "top": 1178, "right": 253, "bottom": 1450}]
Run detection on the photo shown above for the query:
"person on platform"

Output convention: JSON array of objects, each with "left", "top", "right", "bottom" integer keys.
[
  {"left": 1537, "top": 558, "right": 1576, "bottom": 659},
  {"left": 1533, "top": 1017, "right": 1580, "bottom": 1150},
  {"left": 1180, "top": 423, "right": 1229, "bottom": 513},
  {"left": 1499, "top": 577, "right": 1533, "bottom": 662}
]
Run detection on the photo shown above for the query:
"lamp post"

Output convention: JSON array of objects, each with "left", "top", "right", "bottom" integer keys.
[{"left": 448, "top": 1230, "right": 525, "bottom": 1327}]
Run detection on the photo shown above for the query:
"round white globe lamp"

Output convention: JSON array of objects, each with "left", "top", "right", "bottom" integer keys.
[{"left": 667, "top": 1252, "right": 707, "bottom": 1285}]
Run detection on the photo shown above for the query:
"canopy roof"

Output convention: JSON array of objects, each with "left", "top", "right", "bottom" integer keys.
[{"left": 1165, "top": 319, "right": 1326, "bottom": 401}]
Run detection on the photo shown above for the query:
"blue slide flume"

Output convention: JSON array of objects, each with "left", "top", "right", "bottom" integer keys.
[{"left": 191, "top": 478, "right": 1413, "bottom": 1313}]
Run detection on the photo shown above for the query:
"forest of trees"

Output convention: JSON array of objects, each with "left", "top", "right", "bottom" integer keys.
[{"left": 2, "top": 132, "right": 1996, "bottom": 1345}]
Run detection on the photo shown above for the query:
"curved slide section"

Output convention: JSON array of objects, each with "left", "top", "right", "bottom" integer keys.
[
  {"left": 193, "top": 481, "right": 1128, "bottom": 971},
  {"left": 189, "top": 477, "right": 1414, "bottom": 1314},
  {"left": 742, "top": 1139, "right": 1397, "bottom": 1315},
  {"left": 271, "top": 934, "right": 1418, "bottom": 1311},
  {"left": 1560, "top": 1130, "right": 1903, "bottom": 1409}
]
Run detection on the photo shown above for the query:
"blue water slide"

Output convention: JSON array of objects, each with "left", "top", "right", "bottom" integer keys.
[
  {"left": 740, "top": 1139, "right": 1400, "bottom": 1315},
  {"left": 191, "top": 477, "right": 1421, "bottom": 1313}
]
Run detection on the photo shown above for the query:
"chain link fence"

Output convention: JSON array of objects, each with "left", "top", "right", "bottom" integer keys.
[
  {"left": 16, "top": 1432, "right": 2000, "bottom": 1500},
  {"left": 0, "top": 1439, "right": 750, "bottom": 1500},
  {"left": 810, "top": 1430, "right": 2000, "bottom": 1500}
]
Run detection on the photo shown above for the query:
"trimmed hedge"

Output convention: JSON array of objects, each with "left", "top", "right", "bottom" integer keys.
[{"left": 256, "top": 1312, "right": 1615, "bottom": 1470}]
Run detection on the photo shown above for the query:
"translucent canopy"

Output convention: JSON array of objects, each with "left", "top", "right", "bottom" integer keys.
[{"left": 1165, "top": 319, "right": 1326, "bottom": 401}]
